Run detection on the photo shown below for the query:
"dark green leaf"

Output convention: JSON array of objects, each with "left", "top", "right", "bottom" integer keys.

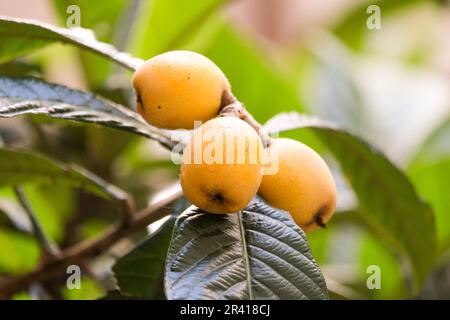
[
  {"left": 165, "top": 200, "right": 328, "bottom": 300},
  {"left": 113, "top": 217, "right": 175, "bottom": 298},
  {"left": 0, "top": 148, "right": 126, "bottom": 201},
  {"left": 99, "top": 290, "right": 140, "bottom": 300},
  {"left": 0, "top": 61, "right": 42, "bottom": 77},
  {"left": 0, "top": 76, "right": 178, "bottom": 150},
  {"left": 263, "top": 112, "right": 436, "bottom": 291},
  {"left": 0, "top": 16, "right": 143, "bottom": 69}
]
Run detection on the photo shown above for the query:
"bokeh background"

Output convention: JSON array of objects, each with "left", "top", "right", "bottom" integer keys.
[{"left": 0, "top": 0, "right": 449, "bottom": 299}]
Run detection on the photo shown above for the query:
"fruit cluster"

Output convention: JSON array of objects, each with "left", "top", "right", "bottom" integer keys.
[{"left": 133, "top": 50, "right": 336, "bottom": 232}]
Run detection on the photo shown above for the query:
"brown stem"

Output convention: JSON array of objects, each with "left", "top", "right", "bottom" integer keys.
[
  {"left": 219, "top": 90, "right": 271, "bottom": 147},
  {"left": 0, "top": 186, "right": 182, "bottom": 299},
  {"left": 240, "top": 109, "right": 271, "bottom": 148},
  {"left": 120, "top": 196, "right": 135, "bottom": 226}
]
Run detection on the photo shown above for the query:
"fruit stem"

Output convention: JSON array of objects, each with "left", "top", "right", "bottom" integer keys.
[{"left": 219, "top": 90, "right": 271, "bottom": 147}]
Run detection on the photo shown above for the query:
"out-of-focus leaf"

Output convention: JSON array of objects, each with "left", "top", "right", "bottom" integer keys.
[
  {"left": 408, "top": 165, "right": 450, "bottom": 253},
  {"left": 62, "top": 276, "right": 105, "bottom": 300},
  {"left": 86, "top": 126, "right": 137, "bottom": 171},
  {"left": 0, "top": 38, "right": 47, "bottom": 67},
  {"left": 0, "top": 16, "right": 143, "bottom": 69},
  {"left": 408, "top": 117, "right": 450, "bottom": 253},
  {"left": 165, "top": 200, "right": 328, "bottom": 300},
  {"left": 333, "top": 0, "right": 431, "bottom": 50},
  {"left": 409, "top": 117, "right": 450, "bottom": 166},
  {"left": 409, "top": 160, "right": 450, "bottom": 253},
  {"left": 204, "top": 26, "right": 303, "bottom": 122},
  {"left": 130, "top": 0, "right": 224, "bottom": 58},
  {"left": 317, "top": 221, "right": 407, "bottom": 299},
  {"left": 77, "top": 217, "right": 111, "bottom": 241},
  {"left": 22, "top": 184, "right": 74, "bottom": 242},
  {"left": 358, "top": 228, "right": 407, "bottom": 299},
  {"left": 304, "top": 38, "right": 450, "bottom": 167},
  {"left": 52, "top": 0, "right": 131, "bottom": 86},
  {"left": 0, "top": 227, "right": 40, "bottom": 275},
  {"left": 0, "top": 148, "right": 126, "bottom": 201},
  {"left": 0, "top": 76, "right": 178, "bottom": 150},
  {"left": 305, "top": 225, "right": 332, "bottom": 266},
  {"left": 0, "top": 62, "right": 42, "bottom": 78},
  {"left": 306, "top": 45, "right": 367, "bottom": 135},
  {"left": 113, "top": 217, "right": 175, "bottom": 298},
  {"left": 264, "top": 112, "right": 436, "bottom": 291},
  {"left": 11, "top": 291, "right": 31, "bottom": 300},
  {"left": 0, "top": 185, "right": 74, "bottom": 244},
  {"left": 52, "top": 0, "right": 129, "bottom": 38}
]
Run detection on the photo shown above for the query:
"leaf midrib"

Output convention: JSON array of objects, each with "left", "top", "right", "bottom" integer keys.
[{"left": 237, "top": 211, "right": 253, "bottom": 300}]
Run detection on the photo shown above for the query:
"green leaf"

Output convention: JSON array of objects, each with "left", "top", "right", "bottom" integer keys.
[
  {"left": 0, "top": 16, "right": 143, "bottom": 69},
  {"left": 0, "top": 227, "right": 40, "bottom": 275},
  {"left": 62, "top": 276, "right": 105, "bottom": 300},
  {"left": 409, "top": 117, "right": 450, "bottom": 166},
  {"left": 129, "top": 0, "right": 224, "bottom": 58},
  {"left": 263, "top": 112, "right": 436, "bottom": 291},
  {"left": 165, "top": 200, "right": 328, "bottom": 300},
  {"left": 52, "top": 0, "right": 129, "bottom": 39},
  {"left": 51, "top": 0, "right": 131, "bottom": 86},
  {"left": 0, "top": 38, "right": 47, "bottom": 67},
  {"left": 410, "top": 163, "right": 450, "bottom": 252},
  {"left": 203, "top": 26, "right": 304, "bottom": 122},
  {"left": 358, "top": 227, "right": 407, "bottom": 299},
  {"left": 0, "top": 148, "right": 126, "bottom": 201},
  {"left": 0, "top": 76, "right": 177, "bottom": 150},
  {"left": 113, "top": 217, "right": 175, "bottom": 298},
  {"left": 408, "top": 117, "right": 450, "bottom": 252},
  {"left": 333, "top": 0, "right": 432, "bottom": 51},
  {"left": 77, "top": 217, "right": 111, "bottom": 241},
  {"left": 20, "top": 184, "right": 75, "bottom": 242}
]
